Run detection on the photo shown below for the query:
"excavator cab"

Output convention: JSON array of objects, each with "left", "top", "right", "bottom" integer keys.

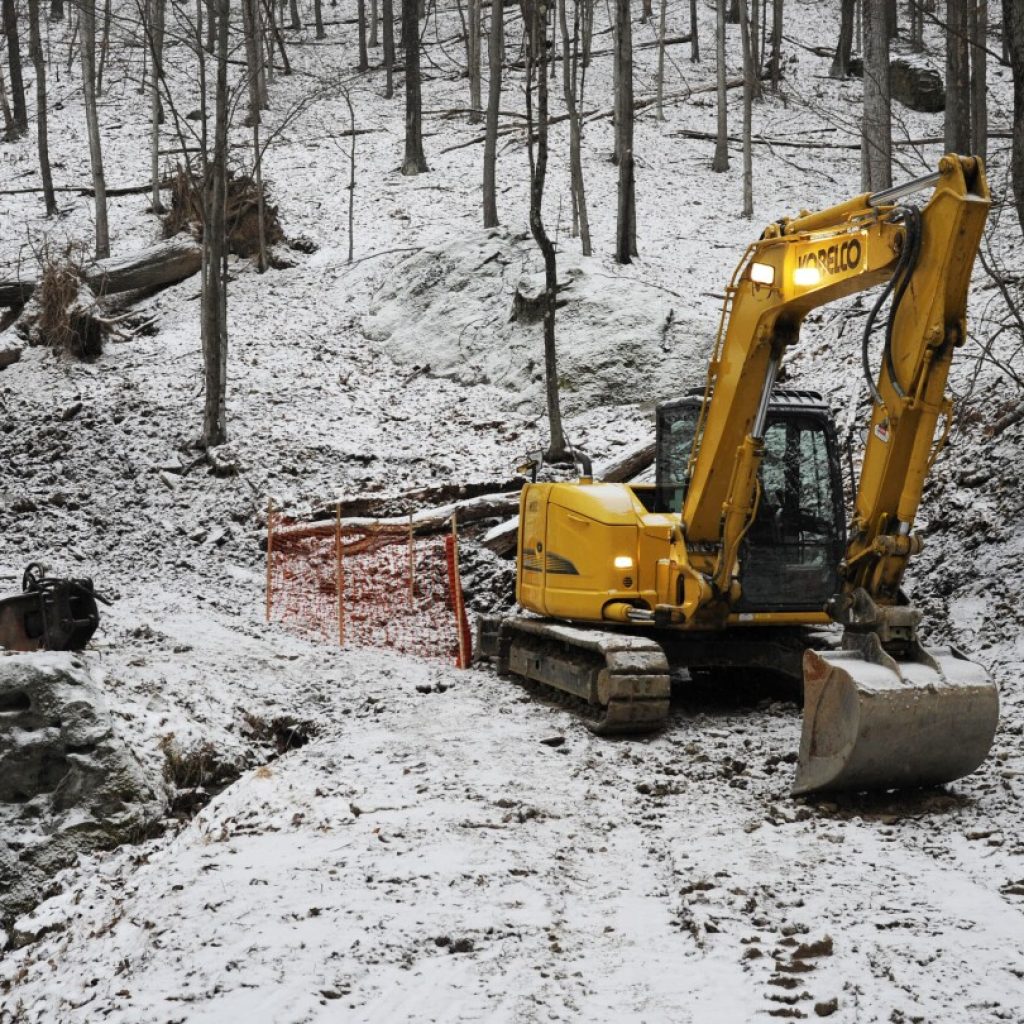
[{"left": 655, "top": 391, "right": 845, "bottom": 615}]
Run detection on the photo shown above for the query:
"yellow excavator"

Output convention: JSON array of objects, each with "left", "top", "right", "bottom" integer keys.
[{"left": 478, "top": 155, "right": 999, "bottom": 796}]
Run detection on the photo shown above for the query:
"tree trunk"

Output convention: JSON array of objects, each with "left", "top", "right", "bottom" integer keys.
[
  {"left": 314, "top": 0, "right": 326, "bottom": 38},
  {"left": 970, "top": 0, "right": 987, "bottom": 161},
  {"left": 525, "top": 0, "right": 568, "bottom": 463},
  {"left": 0, "top": 59, "right": 15, "bottom": 141},
  {"left": 148, "top": 0, "right": 166, "bottom": 214},
  {"left": 945, "top": 0, "right": 971, "bottom": 153},
  {"left": 202, "top": 0, "right": 230, "bottom": 448},
  {"left": 769, "top": 0, "right": 781, "bottom": 88},
  {"left": 689, "top": 0, "right": 699, "bottom": 61},
  {"left": 401, "top": 0, "right": 428, "bottom": 173},
  {"left": 748, "top": 0, "right": 761, "bottom": 100},
  {"left": 727, "top": 0, "right": 739, "bottom": 24},
  {"left": 289, "top": 0, "right": 300, "bottom": 30},
  {"left": 344, "top": 90, "right": 356, "bottom": 263},
  {"left": 242, "top": 0, "right": 266, "bottom": 124},
  {"left": 383, "top": 0, "right": 395, "bottom": 97},
  {"left": 468, "top": 0, "right": 481, "bottom": 121},
  {"left": 615, "top": 0, "right": 636, "bottom": 262},
  {"left": 909, "top": 0, "right": 922, "bottom": 50},
  {"left": 1006, "top": 0, "right": 1024, "bottom": 237},
  {"left": 831, "top": 0, "right": 854, "bottom": 78},
  {"left": 641, "top": 0, "right": 651, "bottom": 23},
  {"left": 96, "top": 0, "right": 111, "bottom": 94},
  {"left": 561, "top": 0, "right": 590, "bottom": 253},
  {"left": 482, "top": 0, "right": 501, "bottom": 226},
  {"left": 27, "top": 0, "right": 56, "bottom": 215},
  {"left": 861, "top": 0, "right": 891, "bottom": 190},
  {"left": 582, "top": 0, "right": 593, "bottom": 66},
  {"left": 80, "top": 0, "right": 109, "bottom": 258},
  {"left": 370, "top": 0, "right": 378, "bottom": 44},
  {"left": 2, "top": 0, "right": 28, "bottom": 135},
  {"left": 656, "top": 0, "right": 666, "bottom": 117},
  {"left": 713, "top": 0, "right": 729, "bottom": 171},
  {"left": 357, "top": 0, "right": 369, "bottom": 69},
  {"left": 738, "top": 0, "right": 753, "bottom": 216},
  {"left": 885, "top": 0, "right": 896, "bottom": 38},
  {"left": 49, "top": 0, "right": 63, "bottom": 19}
]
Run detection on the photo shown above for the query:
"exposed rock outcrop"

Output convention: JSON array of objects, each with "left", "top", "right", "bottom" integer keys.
[{"left": 0, "top": 653, "right": 164, "bottom": 942}]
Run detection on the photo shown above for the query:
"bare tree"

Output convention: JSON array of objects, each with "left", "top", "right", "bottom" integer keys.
[
  {"left": 748, "top": 0, "right": 761, "bottom": 100},
  {"left": 831, "top": 0, "right": 854, "bottom": 78},
  {"left": 242, "top": 0, "right": 268, "bottom": 122},
  {"left": 656, "top": 0, "right": 667, "bottom": 116},
  {"left": 525, "top": 0, "right": 568, "bottom": 462},
  {"left": 738, "top": 0, "right": 753, "bottom": 216},
  {"left": 202, "top": 0, "right": 230, "bottom": 448},
  {"left": 401, "top": 0, "right": 428, "bottom": 173},
  {"left": 468, "top": 0, "right": 481, "bottom": 121},
  {"left": 689, "top": 0, "right": 699, "bottom": 61},
  {"left": 909, "top": 0, "right": 923, "bottom": 50},
  {"left": 357, "top": 0, "right": 369, "bottom": 70},
  {"left": 482, "top": 0, "right": 501, "bottom": 225},
  {"left": 314, "top": 0, "right": 325, "bottom": 38},
  {"left": 289, "top": 0, "right": 300, "bottom": 30},
  {"left": 146, "top": 0, "right": 167, "bottom": 215},
  {"left": 370, "top": 0, "right": 378, "bottom": 45},
  {"left": 560, "top": 0, "right": 590, "bottom": 253},
  {"left": 0, "top": 56, "right": 15, "bottom": 140},
  {"left": 970, "top": 0, "right": 987, "bottom": 161},
  {"left": 945, "top": 0, "right": 971, "bottom": 153},
  {"left": 81, "top": 0, "right": 109, "bottom": 258},
  {"left": 26, "top": 0, "right": 56, "bottom": 214},
  {"left": 861, "top": 0, "right": 891, "bottom": 190},
  {"left": 713, "top": 0, "right": 729, "bottom": 172},
  {"left": 769, "top": 0, "right": 781, "bottom": 87},
  {"left": 2, "top": 0, "right": 27, "bottom": 136},
  {"left": 383, "top": 0, "right": 395, "bottom": 97},
  {"left": 615, "top": 0, "right": 636, "bottom": 262},
  {"left": 1006, "top": 0, "right": 1024, "bottom": 236},
  {"left": 50, "top": 0, "right": 63, "bottom": 19}
]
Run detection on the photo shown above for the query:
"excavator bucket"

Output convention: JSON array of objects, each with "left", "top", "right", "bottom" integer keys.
[{"left": 793, "top": 641, "right": 999, "bottom": 796}]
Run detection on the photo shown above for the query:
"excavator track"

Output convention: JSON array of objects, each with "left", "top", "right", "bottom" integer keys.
[{"left": 478, "top": 616, "right": 671, "bottom": 735}]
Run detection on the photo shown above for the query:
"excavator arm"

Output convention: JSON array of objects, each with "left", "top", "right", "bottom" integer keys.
[{"left": 680, "top": 156, "right": 998, "bottom": 794}]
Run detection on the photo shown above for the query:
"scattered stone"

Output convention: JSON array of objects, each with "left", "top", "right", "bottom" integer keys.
[
  {"left": 540, "top": 735, "right": 565, "bottom": 748},
  {"left": 814, "top": 998, "right": 839, "bottom": 1017},
  {"left": 889, "top": 57, "right": 945, "bottom": 113},
  {"left": 59, "top": 400, "right": 83, "bottom": 422}
]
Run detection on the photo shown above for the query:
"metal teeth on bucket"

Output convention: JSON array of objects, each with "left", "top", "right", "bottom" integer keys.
[{"left": 793, "top": 643, "right": 1000, "bottom": 797}]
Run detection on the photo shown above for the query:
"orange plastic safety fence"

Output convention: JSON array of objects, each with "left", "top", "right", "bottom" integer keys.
[{"left": 266, "top": 512, "right": 472, "bottom": 666}]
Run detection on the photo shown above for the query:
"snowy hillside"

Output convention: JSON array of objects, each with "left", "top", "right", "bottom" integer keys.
[{"left": 1, "top": 0, "right": 1023, "bottom": 1021}]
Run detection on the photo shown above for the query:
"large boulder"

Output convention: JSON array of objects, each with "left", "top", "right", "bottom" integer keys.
[
  {"left": 847, "top": 55, "right": 945, "bottom": 113},
  {"left": 890, "top": 56, "right": 945, "bottom": 113},
  {"left": 0, "top": 653, "right": 163, "bottom": 941},
  {"left": 361, "top": 229, "right": 711, "bottom": 414}
]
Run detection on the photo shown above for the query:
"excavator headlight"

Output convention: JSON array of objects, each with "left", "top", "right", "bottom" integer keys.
[
  {"left": 613, "top": 556, "right": 634, "bottom": 570},
  {"left": 750, "top": 262, "right": 775, "bottom": 286},
  {"left": 794, "top": 265, "right": 821, "bottom": 287}
]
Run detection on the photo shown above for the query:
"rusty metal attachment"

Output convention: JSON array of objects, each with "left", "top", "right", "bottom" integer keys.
[{"left": 0, "top": 563, "right": 107, "bottom": 652}]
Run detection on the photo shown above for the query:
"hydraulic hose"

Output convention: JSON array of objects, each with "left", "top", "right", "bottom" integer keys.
[{"left": 860, "top": 205, "right": 920, "bottom": 406}]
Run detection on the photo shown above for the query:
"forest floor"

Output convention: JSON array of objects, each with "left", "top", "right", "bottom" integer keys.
[{"left": 1, "top": 0, "right": 1023, "bottom": 1021}]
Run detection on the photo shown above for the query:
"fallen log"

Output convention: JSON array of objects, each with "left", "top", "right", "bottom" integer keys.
[
  {"left": 272, "top": 490, "right": 522, "bottom": 542},
  {"left": 0, "top": 236, "right": 202, "bottom": 308}
]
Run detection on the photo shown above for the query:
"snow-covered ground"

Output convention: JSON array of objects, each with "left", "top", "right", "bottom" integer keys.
[{"left": 1, "top": 0, "right": 1023, "bottom": 1020}]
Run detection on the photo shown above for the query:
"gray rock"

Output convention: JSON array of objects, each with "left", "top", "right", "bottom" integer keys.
[
  {"left": 890, "top": 57, "right": 945, "bottom": 113},
  {"left": 0, "top": 653, "right": 164, "bottom": 941}
]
